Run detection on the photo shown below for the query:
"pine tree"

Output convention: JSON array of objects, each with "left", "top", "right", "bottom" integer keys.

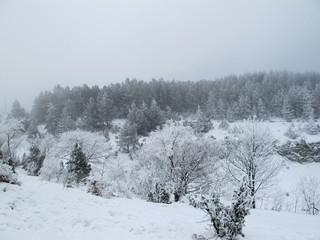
[
  {"left": 257, "top": 98, "right": 268, "bottom": 120},
  {"left": 146, "top": 99, "right": 166, "bottom": 132},
  {"left": 193, "top": 106, "right": 212, "bottom": 133},
  {"left": 11, "top": 100, "right": 26, "bottom": 119},
  {"left": 23, "top": 145, "right": 45, "bottom": 176},
  {"left": 217, "top": 99, "right": 227, "bottom": 120},
  {"left": 118, "top": 121, "right": 139, "bottom": 153},
  {"left": 127, "top": 102, "right": 149, "bottom": 136},
  {"left": 58, "top": 102, "right": 76, "bottom": 133},
  {"left": 45, "top": 103, "right": 60, "bottom": 135},
  {"left": 82, "top": 97, "right": 100, "bottom": 131},
  {"left": 282, "top": 96, "right": 294, "bottom": 122},
  {"left": 97, "top": 91, "right": 117, "bottom": 129},
  {"left": 206, "top": 90, "right": 216, "bottom": 119},
  {"left": 236, "top": 94, "right": 252, "bottom": 119},
  {"left": 301, "top": 88, "right": 314, "bottom": 120},
  {"left": 66, "top": 143, "right": 91, "bottom": 183}
]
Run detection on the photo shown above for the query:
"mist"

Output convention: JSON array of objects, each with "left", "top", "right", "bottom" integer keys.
[{"left": 0, "top": 0, "right": 319, "bottom": 112}]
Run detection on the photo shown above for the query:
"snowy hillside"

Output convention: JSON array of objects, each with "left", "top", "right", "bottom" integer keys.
[{"left": 1, "top": 172, "right": 320, "bottom": 240}]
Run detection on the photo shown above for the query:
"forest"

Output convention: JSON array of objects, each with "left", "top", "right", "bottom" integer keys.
[{"left": 8, "top": 71, "right": 318, "bottom": 136}]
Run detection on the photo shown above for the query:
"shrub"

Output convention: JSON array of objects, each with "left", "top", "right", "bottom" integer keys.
[
  {"left": 284, "top": 124, "right": 300, "bottom": 139},
  {"left": 219, "top": 119, "right": 229, "bottom": 130},
  {"left": 148, "top": 183, "right": 171, "bottom": 204},
  {"left": 0, "top": 163, "right": 20, "bottom": 185},
  {"left": 190, "top": 181, "right": 251, "bottom": 240}
]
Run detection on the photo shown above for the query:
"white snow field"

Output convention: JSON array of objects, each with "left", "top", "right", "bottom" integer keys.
[{"left": 1, "top": 173, "right": 320, "bottom": 240}]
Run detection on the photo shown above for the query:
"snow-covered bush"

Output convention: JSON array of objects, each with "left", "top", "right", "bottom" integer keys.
[
  {"left": 304, "top": 120, "right": 318, "bottom": 135},
  {"left": 23, "top": 145, "right": 45, "bottom": 176},
  {"left": 0, "top": 163, "right": 20, "bottom": 185},
  {"left": 219, "top": 119, "right": 229, "bottom": 130},
  {"left": 87, "top": 179, "right": 132, "bottom": 198},
  {"left": 298, "top": 176, "right": 320, "bottom": 215},
  {"left": 40, "top": 157, "right": 65, "bottom": 182},
  {"left": 148, "top": 183, "right": 171, "bottom": 204},
  {"left": 190, "top": 181, "right": 251, "bottom": 240},
  {"left": 284, "top": 123, "right": 300, "bottom": 139}
]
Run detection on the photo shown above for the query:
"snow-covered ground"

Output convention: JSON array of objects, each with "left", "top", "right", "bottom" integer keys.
[{"left": 1, "top": 173, "right": 320, "bottom": 240}]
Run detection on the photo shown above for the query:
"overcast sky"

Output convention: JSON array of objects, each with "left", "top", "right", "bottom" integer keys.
[{"left": 0, "top": 0, "right": 319, "bottom": 112}]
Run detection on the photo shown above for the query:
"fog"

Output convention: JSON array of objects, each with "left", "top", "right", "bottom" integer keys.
[{"left": 0, "top": 0, "right": 319, "bottom": 112}]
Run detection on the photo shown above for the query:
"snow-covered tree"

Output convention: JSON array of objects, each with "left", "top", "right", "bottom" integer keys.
[
  {"left": 23, "top": 145, "right": 45, "bottom": 176},
  {"left": 82, "top": 97, "right": 100, "bottom": 131},
  {"left": 257, "top": 98, "right": 268, "bottom": 120},
  {"left": 146, "top": 99, "right": 166, "bottom": 132},
  {"left": 118, "top": 121, "right": 139, "bottom": 153},
  {"left": 11, "top": 100, "right": 26, "bottom": 119},
  {"left": 97, "top": 91, "right": 117, "bottom": 129},
  {"left": 127, "top": 102, "right": 149, "bottom": 136},
  {"left": 225, "top": 118, "right": 282, "bottom": 208},
  {"left": 282, "top": 96, "right": 294, "bottom": 122},
  {"left": 45, "top": 103, "right": 60, "bottom": 135},
  {"left": 193, "top": 106, "right": 213, "bottom": 134},
  {"left": 58, "top": 100, "right": 76, "bottom": 133},
  {"left": 206, "top": 90, "right": 216, "bottom": 119},
  {"left": 0, "top": 115, "right": 24, "bottom": 167},
  {"left": 66, "top": 143, "right": 91, "bottom": 183},
  {"left": 298, "top": 176, "right": 320, "bottom": 215},
  {"left": 52, "top": 130, "right": 111, "bottom": 164},
  {"left": 137, "top": 125, "right": 215, "bottom": 201}
]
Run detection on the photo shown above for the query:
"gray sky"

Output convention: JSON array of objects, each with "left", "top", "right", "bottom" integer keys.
[{"left": 1, "top": 0, "right": 320, "bottom": 112}]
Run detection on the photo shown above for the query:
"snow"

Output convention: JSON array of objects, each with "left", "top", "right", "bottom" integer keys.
[
  {"left": 0, "top": 173, "right": 207, "bottom": 240},
  {"left": 1, "top": 172, "right": 320, "bottom": 240}
]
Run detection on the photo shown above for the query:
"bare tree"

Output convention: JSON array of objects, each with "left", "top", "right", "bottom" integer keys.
[
  {"left": 225, "top": 118, "right": 283, "bottom": 208},
  {"left": 298, "top": 176, "right": 320, "bottom": 215}
]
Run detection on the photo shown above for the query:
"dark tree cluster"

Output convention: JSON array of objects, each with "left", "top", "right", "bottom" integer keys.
[{"left": 23, "top": 71, "right": 320, "bottom": 135}]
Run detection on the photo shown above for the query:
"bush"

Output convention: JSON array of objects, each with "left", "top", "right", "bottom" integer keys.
[
  {"left": 190, "top": 181, "right": 251, "bottom": 240},
  {"left": 0, "top": 163, "right": 20, "bottom": 185},
  {"left": 87, "top": 179, "right": 132, "bottom": 198},
  {"left": 304, "top": 121, "right": 318, "bottom": 135},
  {"left": 284, "top": 124, "right": 300, "bottom": 139},
  {"left": 219, "top": 120, "right": 229, "bottom": 130},
  {"left": 148, "top": 183, "right": 171, "bottom": 204}
]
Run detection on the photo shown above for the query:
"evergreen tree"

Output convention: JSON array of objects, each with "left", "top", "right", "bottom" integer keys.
[
  {"left": 301, "top": 88, "right": 314, "bottom": 120},
  {"left": 217, "top": 99, "right": 227, "bottom": 120},
  {"left": 145, "top": 99, "right": 166, "bottom": 132},
  {"left": 206, "top": 90, "right": 216, "bottom": 119},
  {"left": 23, "top": 145, "right": 45, "bottom": 176},
  {"left": 58, "top": 105, "right": 76, "bottom": 133},
  {"left": 236, "top": 94, "right": 252, "bottom": 120},
  {"left": 118, "top": 121, "right": 139, "bottom": 153},
  {"left": 127, "top": 102, "right": 149, "bottom": 136},
  {"left": 282, "top": 96, "right": 294, "bottom": 122},
  {"left": 97, "top": 91, "right": 117, "bottom": 128},
  {"left": 82, "top": 97, "right": 100, "bottom": 131},
  {"left": 193, "top": 106, "right": 213, "bottom": 133},
  {"left": 45, "top": 103, "right": 60, "bottom": 135},
  {"left": 11, "top": 100, "right": 26, "bottom": 119},
  {"left": 66, "top": 143, "right": 91, "bottom": 183},
  {"left": 257, "top": 98, "right": 268, "bottom": 120}
]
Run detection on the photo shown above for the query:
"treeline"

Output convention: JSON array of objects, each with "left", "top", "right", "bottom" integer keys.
[{"left": 10, "top": 71, "right": 320, "bottom": 135}]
